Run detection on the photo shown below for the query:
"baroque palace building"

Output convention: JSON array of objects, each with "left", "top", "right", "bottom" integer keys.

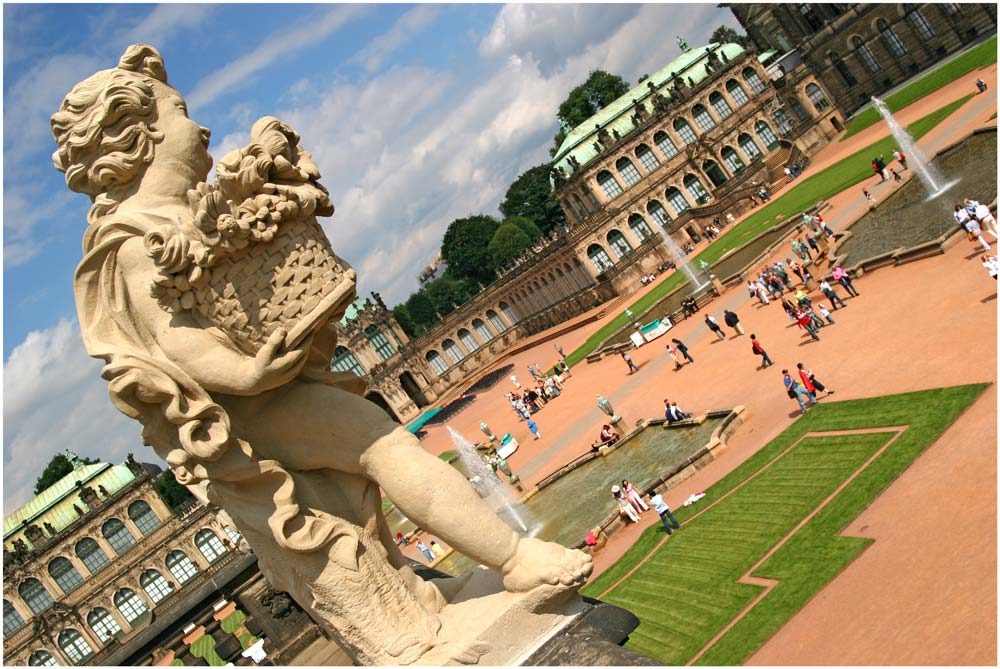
[
  {"left": 727, "top": 3, "right": 997, "bottom": 115},
  {"left": 3, "top": 456, "right": 327, "bottom": 666},
  {"left": 331, "top": 40, "right": 843, "bottom": 425}
]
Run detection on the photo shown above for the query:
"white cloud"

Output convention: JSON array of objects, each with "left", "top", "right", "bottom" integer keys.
[
  {"left": 356, "top": 5, "right": 440, "bottom": 73},
  {"left": 185, "top": 4, "right": 370, "bottom": 110},
  {"left": 120, "top": 4, "right": 216, "bottom": 51},
  {"left": 3, "top": 321, "right": 141, "bottom": 509},
  {"left": 3, "top": 183, "right": 77, "bottom": 268}
]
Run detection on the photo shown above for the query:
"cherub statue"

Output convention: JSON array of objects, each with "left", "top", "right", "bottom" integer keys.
[{"left": 52, "top": 44, "right": 591, "bottom": 665}]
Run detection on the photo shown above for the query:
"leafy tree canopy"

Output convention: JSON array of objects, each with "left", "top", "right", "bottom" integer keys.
[
  {"left": 392, "top": 304, "right": 417, "bottom": 339},
  {"left": 423, "top": 274, "right": 477, "bottom": 319},
  {"left": 153, "top": 469, "right": 195, "bottom": 512},
  {"left": 405, "top": 291, "right": 439, "bottom": 331},
  {"left": 34, "top": 452, "right": 99, "bottom": 495},
  {"left": 710, "top": 25, "right": 750, "bottom": 47},
  {"left": 488, "top": 222, "right": 534, "bottom": 268},
  {"left": 440, "top": 214, "right": 501, "bottom": 283},
  {"left": 499, "top": 164, "right": 567, "bottom": 236},
  {"left": 506, "top": 216, "right": 542, "bottom": 242},
  {"left": 550, "top": 70, "right": 630, "bottom": 156}
]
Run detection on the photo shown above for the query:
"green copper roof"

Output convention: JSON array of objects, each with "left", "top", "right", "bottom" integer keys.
[
  {"left": 4, "top": 463, "right": 137, "bottom": 546},
  {"left": 551, "top": 43, "right": 747, "bottom": 183},
  {"left": 338, "top": 297, "right": 371, "bottom": 326}
]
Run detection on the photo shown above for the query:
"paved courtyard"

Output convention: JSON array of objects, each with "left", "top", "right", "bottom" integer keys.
[{"left": 400, "top": 65, "right": 997, "bottom": 664}]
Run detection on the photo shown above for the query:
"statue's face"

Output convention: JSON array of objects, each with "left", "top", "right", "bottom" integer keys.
[{"left": 152, "top": 82, "right": 212, "bottom": 180}]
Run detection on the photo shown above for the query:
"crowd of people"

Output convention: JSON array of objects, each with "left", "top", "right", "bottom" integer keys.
[{"left": 611, "top": 481, "right": 681, "bottom": 534}]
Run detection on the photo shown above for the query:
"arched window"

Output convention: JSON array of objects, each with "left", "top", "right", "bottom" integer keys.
[
  {"left": 166, "top": 550, "right": 199, "bottom": 585},
  {"left": 114, "top": 588, "right": 147, "bottom": 624},
  {"left": 683, "top": 174, "right": 710, "bottom": 204},
  {"left": 628, "top": 214, "right": 654, "bottom": 242},
  {"left": 441, "top": 339, "right": 464, "bottom": 364},
  {"left": 58, "top": 629, "right": 93, "bottom": 664},
  {"left": 653, "top": 131, "right": 679, "bottom": 159},
  {"left": 721, "top": 146, "right": 745, "bottom": 173},
  {"left": 587, "top": 244, "right": 614, "bottom": 272},
  {"left": 128, "top": 500, "right": 161, "bottom": 536},
  {"left": 709, "top": 92, "right": 733, "bottom": 119},
  {"left": 852, "top": 36, "right": 880, "bottom": 72},
  {"left": 634, "top": 144, "right": 660, "bottom": 172},
  {"left": 673, "top": 118, "right": 697, "bottom": 145},
  {"left": 906, "top": 5, "right": 935, "bottom": 39},
  {"left": 773, "top": 108, "right": 793, "bottom": 134},
  {"left": 666, "top": 187, "right": 689, "bottom": 215},
  {"left": 4, "top": 600, "right": 25, "bottom": 637},
  {"left": 87, "top": 608, "right": 122, "bottom": 643},
  {"left": 755, "top": 121, "right": 779, "bottom": 150},
  {"left": 743, "top": 67, "right": 766, "bottom": 95},
  {"left": 48, "top": 557, "right": 84, "bottom": 595},
  {"left": 499, "top": 302, "right": 518, "bottom": 324},
  {"left": 615, "top": 157, "right": 642, "bottom": 187},
  {"left": 472, "top": 319, "right": 493, "bottom": 342},
  {"left": 805, "top": 83, "right": 830, "bottom": 112},
  {"left": 702, "top": 160, "right": 728, "bottom": 187},
  {"left": 606, "top": 230, "right": 633, "bottom": 259},
  {"left": 647, "top": 200, "right": 670, "bottom": 226},
  {"left": 738, "top": 133, "right": 762, "bottom": 160},
  {"left": 140, "top": 569, "right": 173, "bottom": 604},
  {"left": 596, "top": 171, "right": 624, "bottom": 199},
  {"left": 726, "top": 79, "right": 749, "bottom": 107},
  {"left": 194, "top": 529, "right": 227, "bottom": 564},
  {"left": 789, "top": 97, "right": 810, "bottom": 122},
  {"left": 19, "top": 579, "right": 53, "bottom": 614},
  {"left": 486, "top": 310, "right": 506, "bottom": 333},
  {"left": 878, "top": 17, "right": 907, "bottom": 56},
  {"left": 76, "top": 538, "right": 110, "bottom": 575},
  {"left": 28, "top": 650, "right": 57, "bottom": 666},
  {"left": 364, "top": 325, "right": 395, "bottom": 360},
  {"left": 830, "top": 50, "right": 857, "bottom": 86},
  {"left": 426, "top": 351, "right": 448, "bottom": 375},
  {"left": 102, "top": 519, "right": 135, "bottom": 555},
  {"left": 331, "top": 346, "right": 365, "bottom": 377},
  {"left": 457, "top": 329, "right": 479, "bottom": 353},
  {"left": 692, "top": 104, "right": 716, "bottom": 132}
]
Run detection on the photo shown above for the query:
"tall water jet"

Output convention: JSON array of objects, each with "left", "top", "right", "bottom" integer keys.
[
  {"left": 448, "top": 426, "right": 532, "bottom": 534},
  {"left": 870, "top": 96, "right": 957, "bottom": 199},
  {"left": 659, "top": 227, "right": 707, "bottom": 289}
]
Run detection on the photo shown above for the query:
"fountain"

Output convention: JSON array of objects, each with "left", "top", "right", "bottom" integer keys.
[
  {"left": 448, "top": 426, "right": 532, "bottom": 534},
  {"left": 660, "top": 226, "right": 707, "bottom": 289},
  {"left": 870, "top": 96, "right": 959, "bottom": 199}
]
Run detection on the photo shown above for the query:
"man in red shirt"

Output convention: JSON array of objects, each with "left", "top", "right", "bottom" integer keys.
[{"left": 750, "top": 334, "right": 773, "bottom": 368}]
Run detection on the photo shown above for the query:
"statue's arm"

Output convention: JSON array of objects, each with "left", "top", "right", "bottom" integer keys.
[{"left": 117, "top": 238, "right": 308, "bottom": 396}]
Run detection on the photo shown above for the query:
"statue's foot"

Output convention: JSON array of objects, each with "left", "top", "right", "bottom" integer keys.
[{"left": 501, "top": 538, "right": 593, "bottom": 593}]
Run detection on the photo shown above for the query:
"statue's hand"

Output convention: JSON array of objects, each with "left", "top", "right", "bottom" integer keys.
[{"left": 241, "top": 327, "right": 308, "bottom": 393}]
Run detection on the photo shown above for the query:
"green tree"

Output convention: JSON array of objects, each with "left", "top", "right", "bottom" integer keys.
[
  {"left": 424, "top": 275, "right": 477, "bottom": 317},
  {"left": 550, "top": 70, "right": 630, "bottom": 156},
  {"left": 153, "top": 469, "right": 195, "bottom": 512},
  {"left": 506, "top": 216, "right": 543, "bottom": 242},
  {"left": 499, "top": 164, "right": 567, "bottom": 236},
  {"left": 710, "top": 25, "right": 750, "bottom": 47},
  {"left": 34, "top": 452, "right": 99, "bottom": 495},
  {"left": 489, "top": 222, "right": 533, "bottom": 267},
  {"left": 440, "top": 214, "right": 501, "bottom": 283},
  {"left": 405, "top": 291, "right": 439, "bottom": 331},
  {"left": 392, "top": 304, "right": 417, "bottom": 339}
]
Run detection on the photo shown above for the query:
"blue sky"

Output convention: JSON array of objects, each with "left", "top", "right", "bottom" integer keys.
[{"left": 3, "top": 3, "right": 740, "bottom": 508}]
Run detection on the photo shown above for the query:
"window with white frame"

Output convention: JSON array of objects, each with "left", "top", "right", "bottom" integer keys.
[
  {"left": 19, "top": 579, "right": 53, "bottom": 615},
  {"left": 222, "top": 526, "right": 242, "bottom": 546},
  {"left": 76, "top": 538, "right": 110, "bottom": 575},
  {"left": 647, "top": 200, "right": 670, "bottom": 226},
  {"left": 635, "top": 144, "right": 660, "bottom": 172},
  {"left": 195, "top": 529, "right": 227, "bottom": 563},
  {"left": 140, "top": 569, "right": 173, "bottom": 604},
  {"left": 102, "top": 519, "right": 136, "bottom": 555},
  {"left": 87, "top": 608, "right": 122, "bottom": 643},
  {"left": 721, "top": 146, "right": 745, "bottom": 173},
  {"left": 684, "top": 175, "right": 709, "bottom": 203},
  {"left": 472, "top": 319, "right": 493, "bottom": 342},
  {"left": 597, "top": 171, "right": 624, "bottom": 199},
  {"left": 365, "top": 325, "right": 395, "bottom": 360},
  {"left": 4, "top": 600, "right": 25, "bottom": 637},
  {"left": 49, "top": 557, "right": 84, "bottom": 595},
  {"left": 692, "top": 104, "right": 716, "bottom": 132},
  {"left": 709, "top": 92, "right": 733, "bottom": 119},
  {"left": 114, "top": 588, "right": 148, "bottom": 623},
  {"left": 739, "top": 134, "right": 762, "bottom": 160},
  {"left": 487, "top": 311, "right": 506, "bottom": 333},
  {"left": 166, "top": 550, "right": 199, "bottom": 585},
  {"left": 628, "top": 215, "right": 653, "bottom": 242},
  {"left": 457, "top": 329, "right": 479, "bottom": 353},
  {"left": 726, "top": 80, "right": 749, "bottom": 107},
  {"left": 755, "top": 121, "right": 778, "bottom": 149},
  {"left": 128, "top": 500, "right": 161, "bottom": 536},
  {"left": 615, "top": 158, "right": 641, "bottom": 187},
  {"left": 587, "top": 245, "right": 614, "bottom": 272},
  {"left": 426, "top": 351, "right": 448, "bottom": 375},
  {"left": 673, "top": 118, "right": 697, "bottom": 145},
  {"left": 606, "top": 230, "right": 633, "bottom": 259},
  {"left": 852, "top": 36, "right": 880, "bottom": 72},
  {"left": 743, "top": 68, "right": 766, "bottom": 95},
  {"left": 442, "top": 340, "right": 464, "bottom": 364},
  {"left": 28, "top": 650, "right": 57, "bottom": 666},
  {"left": 58, "top": 629, "right": 93, "bottom": 664},
  {"left": 499, "top": 302, "right": 518, "bottom": 324},
  {"left": 805, "top": 83, "right": 830, "bottom": 112},
  {"left": 666, "top": 188, "right": 689, "bottom": 215},
  {"left": 331, "top": 346, "right": 365, "bottom": 377},
  {"left": 653, "top": 131, "right": 679, "bottom": 159}
]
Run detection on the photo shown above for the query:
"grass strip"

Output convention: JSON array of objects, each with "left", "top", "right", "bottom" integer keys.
[
  {"left": 841, "top": 35, "right": 996, "bottom": 140},
  {"left": 581, "top": 383, "right": 987, "bottom": 665},
  {"left": 563, "top": 94, "right": 972, "bottom": 368}
]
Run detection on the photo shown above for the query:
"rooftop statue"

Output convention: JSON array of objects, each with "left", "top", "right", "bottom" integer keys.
[{"left": 52, "top": 44, "right": 591, "bottom": 665}]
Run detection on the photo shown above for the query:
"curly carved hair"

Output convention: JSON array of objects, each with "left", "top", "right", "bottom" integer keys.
[{"left": 51, "top": 44, "right": 167, "bottom": 223}]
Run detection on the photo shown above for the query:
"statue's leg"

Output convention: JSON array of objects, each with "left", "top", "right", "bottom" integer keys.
[{"left": 220, "top": 381, "right": 592, "bottom": 592}]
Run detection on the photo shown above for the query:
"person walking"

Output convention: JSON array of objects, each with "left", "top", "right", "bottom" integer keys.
[
  {"left": 612, "top": 486, "right": 640, "bottom": 523},
  {"left": 798, "top": 362, "right": 832, "bottom": 397},
  {"left": 555, "top": 343, "right": 567, "bottom": 360},
  {"left": 794, "top": 287, "right": 812, "bottom": 309},
  {"left": 974, "top": 202, "right": 998, "bottom": 239},
  {"left": 966, "top": 216, "right": 992, "bottom": 251},
  {"left": 416, "top": 540, "right": 435, "bottom": 563},
  {"left": 816, "top": 214, "right": 835, "bottom": 238},
  {"left": 622, "top": 479, "right": 649, "bottom": 514},
  {"left": 705, "top": 314, "right": 726, "bottom": 341},
  {"left": 818, "top": 303, "right": 835, "bottom": 325},
  {"left": 831, "top": 266, "right": 859, "bottom": 297},
  {"left": 818, "top": 279, "right": 847, "bottom": 309},
  {"left": 750, "top": 334, "right": 774, "bottom": 368},
  {"left": 429, "top": 541, "right": 446, "bottom": 558},
  {"left": 646, "top": 492, "right": 681, "bottom": 535},
  {"left": 795, "top": 309, "right": 821, "bottom": 341},
  {"left": 783, "top": 369, "right": 816, "bottom": 414},
  {"left": 723, "top": 309, "right": 744, "bottom": 336},
  {"left": 863, "top": 188, "right": 877, "bottom": 208},
  {"left": 526, "top": 418, "right": 541, "bottom": 439},
  {"left": 509, "top": 374, "right": 521, "bottom": 389},
  {"left": 671, "top": 338, "right": 694, "bottom": 363},
  {"left": 892, "top": 149, "right": 907, "bottom": 170},
  {"left": 621, "top": 350, "right": 640, "bottom": 374},
  {"left": 982, "top": 254, "right": 998, "bottom": 280},
  {"left": 527, "top": 365, "right": 539, "bottom": 381}
]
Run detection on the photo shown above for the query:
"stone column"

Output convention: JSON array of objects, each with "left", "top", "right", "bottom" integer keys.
[
  {"left": 120, "top": 515, "right": 145, "bottom": 543},
  {"left": 75, "top": 620, "right": 105, "bottom": 655},
  {"left": 142, "top": 483, "right": 173, "bottom": 521}
]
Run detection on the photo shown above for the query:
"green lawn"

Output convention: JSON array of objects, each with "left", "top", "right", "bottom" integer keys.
[
  {"left": 562, "top": 94, "right": 972, "bottom": 368},
  {"left": 581, "top": 384, "right": 988, "bottom": 665},
  {"left": 841, "top": 35, "right": 997, "bottom": 140}
]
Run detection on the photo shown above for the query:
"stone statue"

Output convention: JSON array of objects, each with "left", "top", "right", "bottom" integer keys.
[
  {"left": 479, "top": 421, "right": 497, "bottom": 443},
  {"left": 53, "top": 44, "right": 591, "bottom": 665},
  {"left": 597, "top": 395, "right": 621, "bottom": 425},
  {"left": 676, "top": 36, "right": 690, "bottom": 53}
]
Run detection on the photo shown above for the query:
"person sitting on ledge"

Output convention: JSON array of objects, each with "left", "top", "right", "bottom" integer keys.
[
  {"left": 665, "top": 400, "right": 691, "bottom": 424},
  {"left": 599, "top": 424, "right": 619, "bottom": 446}
]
